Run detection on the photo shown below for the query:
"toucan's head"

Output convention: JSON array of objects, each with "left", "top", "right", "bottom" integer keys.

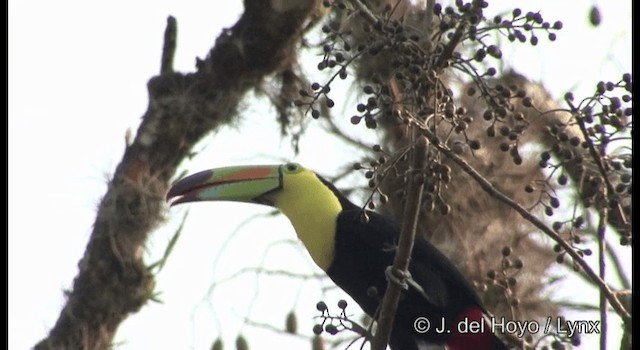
[
  {"left": 166, "top": 163, "right": 346, "bottom": 209},
  {"left": 167, "top": 163, "right": 348, "bottom": 270},
  {"left": 167, "top": 163, "right": 293, "bottom": 207}
]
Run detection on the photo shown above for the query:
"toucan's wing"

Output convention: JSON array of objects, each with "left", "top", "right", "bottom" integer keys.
[
  {"left": 339, "top": 210, "right": 445, "bottom": 308},
  {"left": 410, "top": 236, "right": 484, "bottom": 308},
  {"left": 346, "top": 209, "right": 482, "bottom": 309}
]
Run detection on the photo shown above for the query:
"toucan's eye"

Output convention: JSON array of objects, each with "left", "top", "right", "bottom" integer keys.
[{"left": 284, "top": 163, "right": 301, "bottom": 173}]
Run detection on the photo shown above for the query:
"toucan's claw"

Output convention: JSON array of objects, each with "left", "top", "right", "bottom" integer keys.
[{"left": 385, "top": 266, "right": 410, "bottom": 290}]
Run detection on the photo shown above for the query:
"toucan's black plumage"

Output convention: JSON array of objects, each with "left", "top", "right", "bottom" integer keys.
[
  {"left": 167, "top": 163, "right": 508, "bottom": 350},
  {"left": 319, "top": 176, "right": 506, "bottom": 350}
]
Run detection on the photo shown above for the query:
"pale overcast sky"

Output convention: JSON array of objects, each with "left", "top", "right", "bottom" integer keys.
[{"left": 9, "top": 1, "right": 631, "bottom": 349}]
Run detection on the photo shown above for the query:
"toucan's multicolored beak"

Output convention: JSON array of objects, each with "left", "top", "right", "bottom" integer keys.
[{"left": 166, "top": 165, "right": 283, "bottom": 206}]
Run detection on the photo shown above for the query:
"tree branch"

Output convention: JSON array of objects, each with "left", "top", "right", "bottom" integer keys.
[
  {"left": 350, "top": 0, "right": 382, "bottom": 27},
  {"left": 598, "top": 188, "right": 608, "bottom": 350},
  {"left": 160, "top": 16, "right": 177, "bottom": 74},
  {"left": 371, "top": 135, "right": 427, "bottom": 350}
]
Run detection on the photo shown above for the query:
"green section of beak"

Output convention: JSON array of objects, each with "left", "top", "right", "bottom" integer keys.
[{"left": 167, "top": 165, "right": 283, "bottom": 206}]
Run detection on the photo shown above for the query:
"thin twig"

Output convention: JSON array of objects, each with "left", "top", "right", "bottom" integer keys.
[
  {"left": 424, "top": 0, "right": 435, "bottom": 35},
  {"left": 556, "top": 301, "right": 599, "bottom": 312},
  {"left": 434, "top": 20, "right": 466, "bottom": 69},
  {"left": 243, "top": 318, "right": 312, "bottom": 340},
  {"left": 432, "top": 1, "right": 483, "bottom": 70},
  {"left": 212, "top": 266, "right": 327, "bottom": 286},
  {"left": 323, "top": 116, "right": 372, "bottom": 152},
  {"left": 350, "top": 0, "right": 382, "bottom": 27},
  {"left": 605, "top": 238, "right": 631, "bottom": 290},
  {"left": 370, "top": 135, "right": 427, "bottom": 350},
  {"left": 598, "top": 187, "right": 608, "bottom": 350},
  {"left": 160, "top": 16, "right": 177, "bottom": 74}
]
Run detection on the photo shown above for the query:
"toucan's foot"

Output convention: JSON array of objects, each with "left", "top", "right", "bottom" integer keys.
[{"left": 385, "top": 266, "right": 410, "bottom": 290}]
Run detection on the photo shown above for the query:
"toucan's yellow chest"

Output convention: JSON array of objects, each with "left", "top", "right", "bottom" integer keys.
[{"left": 273, "top": 171, "right": 342, "bottom": 271}]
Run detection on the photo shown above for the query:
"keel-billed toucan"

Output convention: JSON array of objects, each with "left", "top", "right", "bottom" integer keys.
[{"left": 167, "top": 163, "right": 508, "bottom": 350}]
